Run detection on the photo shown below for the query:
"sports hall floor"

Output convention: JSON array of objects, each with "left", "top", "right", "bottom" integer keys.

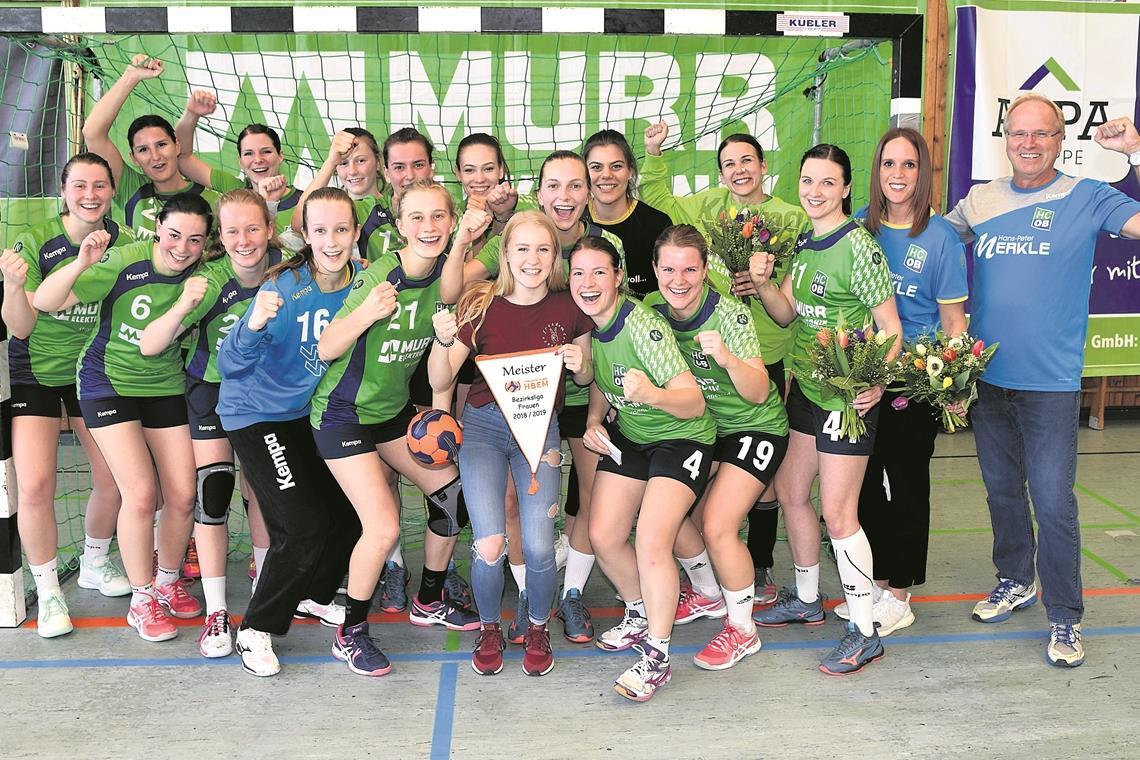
[{"left": 2, "top": 422, "right": 1138, "bottom": 759}]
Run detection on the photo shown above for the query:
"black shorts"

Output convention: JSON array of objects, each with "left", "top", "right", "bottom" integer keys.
[
  {"left": 8, "top": 384, "right": 81, "bottom": 419},
  {"left": 409, "top": 352, "right": 432, "bottom": 408},
  {"left": 557, "top": 403, "right": 588, "bottom": 439},
  {"left": 79, "top": 394, "right": 189, "bottom": 430},
  {"left": 595, "top": 424, "right": 713, "bottom": 498},
  {"left": 785, "top": 379, "right": 879, "bottom": 456},
  {"left": 312, "top": 403, "right": 418, "bottom": 460},
  {"left": 186, "top": 378, "right": 226, "bottom": 440},
  {"left": 713, "top": 429, "right": 789, "bottom": 486}
]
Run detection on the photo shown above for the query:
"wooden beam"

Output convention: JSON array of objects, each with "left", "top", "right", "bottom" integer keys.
[{"left": 922, "top": 0, "right": 950, "bottom": 212}]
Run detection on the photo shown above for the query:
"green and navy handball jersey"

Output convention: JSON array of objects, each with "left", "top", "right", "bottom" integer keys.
[
  {"left": 644, "top": 286, "right": 788, "bottom": 437},
  {"left": 206, "top": 166, "right": 303, "bottom": 240},
  {"left": 180, "top": 248, "right": 285, "bottom": 383},
  {"left": 115, "top": 165, "right": 221, "bottom": 241},
  {"left": 71, "top": 240, "right": 200, "bottom": 399},
  {"left": 10, "top": 216, "right": 132, "bottom": 387},
  {"left": 354, "top": 194, "right": 406, "bottom": 263},
  {"left": 591, "top": 295, "right": 716, "bottom": 445},
  {"left": 311, "top": 252, "right": 446, "bottom": 428},
  {"left": 786, "top": 218, "right": 893, "bottom": 410}
]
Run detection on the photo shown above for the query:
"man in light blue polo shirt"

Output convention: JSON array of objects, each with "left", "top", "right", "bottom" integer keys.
[{"left": 945, "top": 93, "right": 1140, "bottom": 668}]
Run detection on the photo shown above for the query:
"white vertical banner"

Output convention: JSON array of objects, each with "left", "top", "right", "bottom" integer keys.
[{"left": 475, "top": 348, "right": 564, "bottom": 494}]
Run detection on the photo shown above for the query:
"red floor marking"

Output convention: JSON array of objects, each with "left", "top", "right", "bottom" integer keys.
[{"left": 21, "top": 587, "right": 1140, "bottom": 632}]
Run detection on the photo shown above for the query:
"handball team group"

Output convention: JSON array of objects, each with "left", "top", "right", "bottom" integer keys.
[{"left": 5, "top": 53, "right": 1140, "bottom": 701}]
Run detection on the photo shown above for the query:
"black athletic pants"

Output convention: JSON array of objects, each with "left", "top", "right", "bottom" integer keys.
[{"left": 228, "top": 416, "right": 361, "bottom": 635}]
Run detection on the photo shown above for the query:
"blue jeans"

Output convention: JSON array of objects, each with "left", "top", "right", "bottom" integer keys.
[
  {"left": 972, "top": 381, "right": 1082, "bottom": 624},
  {"left": 459, "top": 402, "right": 561, "bottom": 626}
]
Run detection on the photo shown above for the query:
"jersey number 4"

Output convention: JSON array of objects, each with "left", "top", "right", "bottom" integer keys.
[{"left": 682, "top": 451, "right": 703, "bottom": 481}]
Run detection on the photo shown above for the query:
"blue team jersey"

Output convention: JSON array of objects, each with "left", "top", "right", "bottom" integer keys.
[
  {"left": 216, "top": 262, "right": 360, "bottom": 430},
  {"left": 946, "top": 173, "right": 1140, "bottom": 391},
  {"left": 856, "top": 209, "right": 968, "bottom": 344}
]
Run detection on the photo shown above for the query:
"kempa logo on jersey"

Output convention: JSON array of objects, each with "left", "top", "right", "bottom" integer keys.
[
  {"left": 974, "top": 233, "right": 1051, "bottom": 259},
  {"left": 903, "top": 245, "right": 927, "bottom": 274},
  {"left": 263, "top": 432, "right": 296, "bottom": 490},
  {"left": 42, "top": 245, "right": 68, "bottom": 261},
  {"left": 376, "top": 336, "right": 431, "bottom": 364},
  {"left": 810, "top": 271, "right": 828, "bottom": 298},
  {"left": 691, "top": 350, "right": 710, "bottom": 370},
  {"left": 125, "top": 272, "right": 149, "bottom": 282},
  {"left": 293, "top": 284, "right": 313, "bottom": 300},
  {"left": 221, "top": 287, "right": 240, "bottom": 305},
  {"left": 1032, "top": 208, "right": 1055, "bottom": 231}
]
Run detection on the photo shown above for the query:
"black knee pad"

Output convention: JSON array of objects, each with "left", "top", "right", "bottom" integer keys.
[
  {"left": 427, "top": 477, "right": 464, "bottom": 538},
  {"left": 195, "top": 462, "right": 236, "bottom": 526},
  {"left": 564, "top": 465, "right": 580, "bottom": 518}
]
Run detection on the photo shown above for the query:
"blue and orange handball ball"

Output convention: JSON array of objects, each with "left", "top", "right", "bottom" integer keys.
[{"left": 407, "top": 409, "right": 463, "bottom": 466}]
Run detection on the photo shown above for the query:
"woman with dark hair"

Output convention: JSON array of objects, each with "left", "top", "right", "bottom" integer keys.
[
  {"left": 82, "top": 55, "right": 220, "bottom": 239},
  {"left": 568, "top": 234, "right": 715, "bottom": 701},
  {"left": 215, "top": 187, "right": 363, "bottom": 676},
  {"left": 0, "top": 153, "right": 127, "bottom": 637},
  {"left": 174, "top": 90, "right": 303, "bottom": 244},
  {"left": 643, "top": 224, "right": 789, "bottom": 671},
  {"left": 640, "top": 122, "right": 809, "bottom": 606},
  {"left": 834, "top": 128, "right": 967, "bottom": 635},
  {"left": 748, "top": 144, "right": 902, "bottom": 676},
  {"left": 35, "top": 193, "right": 216, "bottom": 643},
  {"left": 582, "top": 129, "right": 671, "bottom": 297}
]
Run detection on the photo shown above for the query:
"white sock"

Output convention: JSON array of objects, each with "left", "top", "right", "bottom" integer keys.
[
  {"left": 29, "top": 558, "right": 61, "bottom": 596},
  {"left": 201, "top": 576, "right": 227, "bottom": 616},
  {"left": 131, "top": 583, "right": 155, "bottom": 606},
  {"left": 561, "top": 547, "right": 595, "bottom": 596},
  {"left": 387, "top": 543, "right": 404, "bottom": 567},
  {"left": 794, "top": 563, "right": 820, "bottom": 604},
  {"left": 510, "top": 562, "right": 527, "bottom": 593},
  {"left": 646, "top": 635, "right": 670, "bottom": 658},
  {"left": 626, "top": 598, "right": 646, "bottom": 618},
  {"left": 83, "top": 535, "right": 112, "bottom": 563},
  {"left": 832, "top": 529, "right": 876, "bottom": 637},
  {"left": 677, "top": 551, "right": 720, "bottom": 599},
  {"left": 253, "top": 546, "right": 269, "bottom": 577},
  {"left": 722, "top": 584, "right": 757, "bottom": 633},
  {"left": 155, "top": 566, "right": 180, "bottom": 589}
]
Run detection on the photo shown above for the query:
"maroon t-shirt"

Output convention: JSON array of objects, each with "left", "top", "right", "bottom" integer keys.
[{"left": 458, "top": 289, "right": 594, "bottom": 409}]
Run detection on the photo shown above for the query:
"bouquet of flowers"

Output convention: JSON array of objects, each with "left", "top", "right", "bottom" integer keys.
[
  {"left": 806, "top": 313, "right": 897, "bottom": 443},
  {"left": 705, "top": 207, "right": 797, "bottom": 301},
  {"left": 892, "top": 330, "right": 999, "bottom": 432}
]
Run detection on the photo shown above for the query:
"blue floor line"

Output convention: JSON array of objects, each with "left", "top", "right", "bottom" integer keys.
[
  {"left": 429, "top": 663, "right": 458, "bottom": 760},
  {"left": 2, "top": 624, "right": 1139, "bottom": 670}
]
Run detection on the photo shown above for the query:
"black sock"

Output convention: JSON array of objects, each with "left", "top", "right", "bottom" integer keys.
[
  {"left": 344, "top": 595, "right": 371, "bottom": 628},
  {"left": 747, "top": 501, "right": 780, "bottom": 569},
  {"left": 418, "top": 567, "right": 447, "bottom": 605}
]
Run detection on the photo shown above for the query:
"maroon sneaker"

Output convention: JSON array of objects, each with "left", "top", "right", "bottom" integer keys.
[
  {"left": 522, "top": 623, "right": 554, "bottom": 676},
  {"left": 471, "top": 623, "right": 505, "bottom": 675}
]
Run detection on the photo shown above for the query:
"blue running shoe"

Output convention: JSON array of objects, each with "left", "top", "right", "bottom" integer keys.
[
  {"left": 379, "top": 561, "right": 409, "bottom": 613},
  {"left": 332, "top": 621, "right": 392, "bottom": 676},
  {"left": 556, "top": 588, "right": 595, "bottom": 643},
  {"left": 819, "top": 622, "right": 884, "bottom": 676},
  {"left": 507, "top": 590, "right": 529, "bottom": 645},
  {"left": 410, "top": 595, "right": 480, "bottom": 631},
  {"left": 752, "top": 587, "right": 825, "bottom": 627},
  {"left": 443, "top": 563, "right": 475, "bottom": 612},
  {"left": 971, "top": 579, "right": 1037, "bottom": 623}
]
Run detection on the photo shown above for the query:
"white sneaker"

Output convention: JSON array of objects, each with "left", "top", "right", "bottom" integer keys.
[
  {"left": 198, "top": 610, "right": 234, "bottom": 658},
  {"left": 235, "top": 627, "right": 281, "bottom": 677},
  {"left": 834, "top": 585, "right": 886, "bottom": 620},
  {"left": 595, "top": 611, "right": 649, "bottom": 652},
  {"left": 555, "top": 532, "right": 570, "bottom": 571},
  {"left": 77, "top": 554, "right": 131, "bottom": 597},
  {"left": 37, "top": 590, "right": 74, "bottom": 638},
  {"left": 875, "top": 592, "right": 915, "bottom": 636},
  {"left": 294, "top": 598, "right": 345, "bottom": 627}
]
